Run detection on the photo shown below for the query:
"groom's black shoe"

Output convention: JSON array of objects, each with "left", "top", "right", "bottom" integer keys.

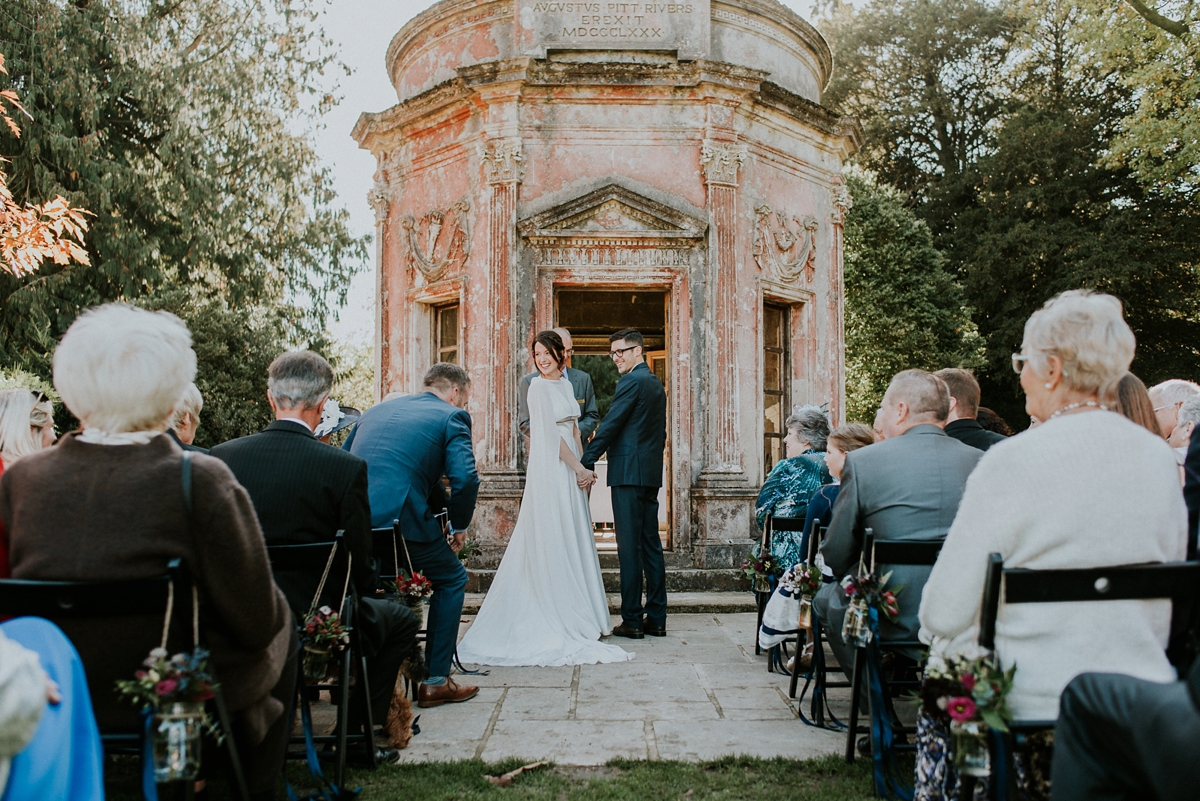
[
  {"left": 611, "top": 622, "right": 644, "bottom": 639},
  {"left": 643, "top": 622, "right": 667, "bottom": 637}
]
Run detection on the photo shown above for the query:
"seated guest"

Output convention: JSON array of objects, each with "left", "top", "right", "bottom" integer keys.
[
  {"left": 167, "top": 382, "right": 207, "bottom": 453},
  {"left": 919, "top": 291, "right": 1185, "bottom": 796},
  {"left": 1114, "top": 372, "right": 1163, "bottom": 438},
  {"left": 211, "top": 352, "right": 419, "bottom": 756},
  {"left": 0, "top": 304, "right": 294, "bottom": 801},
  {"left": 1168, "top": 397, "right": 1200, "bottom": 461},
  {"left": 755, "top": 405, "right": 832, "bottom": 569},
  {"left": 936, "top": 368, "right": 1006, "bottom": 451},
  {"left": 347, "top": 363, "right": 481, "bottom": 708},
  {"left": 314, "top": 399, "right": 361, "bottom": 445},
  {"left": 814, "top": 369, "right": 981, "bottom": 739},
  {"left": 975, "top": 406, "right": 1013, "bottom": 436},
  {"left": 1148, "top": 378, "right": 1200, "bottom": 441},
  {"left": 1, "top": 617, "right": 103, "bottom": 800},
  {"left": 0, "top": 389, "right": 56, "bottom": 469},
  {"left": 1050, "top": 658, "right": 1200, "bottom": 801},
  {"left": 760, "top": 422, "right": 875, "bottom": 671}
]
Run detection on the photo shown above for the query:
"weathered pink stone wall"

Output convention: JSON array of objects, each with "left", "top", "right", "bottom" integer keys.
[{"left": 355, "top": 0, "right": 859, "bottom": 570}]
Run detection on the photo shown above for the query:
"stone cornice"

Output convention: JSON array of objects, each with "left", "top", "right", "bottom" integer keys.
[
  {"left": 756, "top": 81, "right": 863, "bottom": 148},
  {"left": 712, "top": 0, "right": 832, "bottom": 90},
  {"left": 352, "top": 78, "right": 474, "bottom": 151}
]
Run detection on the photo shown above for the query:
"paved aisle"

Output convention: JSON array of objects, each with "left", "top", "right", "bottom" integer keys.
[{"left": 400, "top": 612, "right": 848, "bottom": 765}]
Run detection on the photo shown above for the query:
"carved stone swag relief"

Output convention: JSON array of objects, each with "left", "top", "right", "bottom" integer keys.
[
  {"left": 401, "top": 200, "right": 472, "bottom": 283},
  {"left": 753, "top": 204, "right": 818, "bottom": 282}
]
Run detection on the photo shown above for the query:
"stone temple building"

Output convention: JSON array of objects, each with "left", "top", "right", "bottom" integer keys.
[{"left": 352, "top": 0, "right": 860, "bottom": 579}]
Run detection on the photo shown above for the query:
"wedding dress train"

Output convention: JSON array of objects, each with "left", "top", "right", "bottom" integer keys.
[{"left": 456, "top": 376, "right": 634, "bottom": 666}]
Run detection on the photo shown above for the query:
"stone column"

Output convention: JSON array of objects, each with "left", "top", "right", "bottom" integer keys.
[
  {"left": 829, "top": 174, "right": 852, "bottom": 424},
  {"left": 478, "top": 140, "right": 524, "bottom": 471},
  {"left": 367, "top": 179, "right": 391, "bottom": 403},
  {"left": 700, "top": 141, "right": 746, "bottom": 474}
]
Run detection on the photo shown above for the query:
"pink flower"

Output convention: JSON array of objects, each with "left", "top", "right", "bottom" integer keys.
[
  {"left": 961, "top": 673, "right": 976, "bottom": 692},
  {"left": 155, "top": 679, "right": 179, "bottom": 697},
  {"left": 946, "top": 696, "right": 977, "bottom": 723}
]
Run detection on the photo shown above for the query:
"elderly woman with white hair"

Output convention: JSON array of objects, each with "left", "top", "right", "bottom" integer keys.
[
  {"left": 755, "top": 405, "right": 832, "bottom": 570},
  {"left": 167, "top": 382, "right": 207, "bottom": 453},
  {"left": 0, "top": 304, "right": 294, "bottom": 801},
  {"left": 0, "top": 389, "right": 56, "bottom": 469},
  {"left": 916, "top": 291, "right": 1186, "bottom": 797}
]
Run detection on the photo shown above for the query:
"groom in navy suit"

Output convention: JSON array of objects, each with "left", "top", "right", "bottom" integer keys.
[
  {"left": 581, "top": 328, "right": 668, "bottom": 638},
  {"left": 345, "top": 362, "right": 481, "bottom": 707}
]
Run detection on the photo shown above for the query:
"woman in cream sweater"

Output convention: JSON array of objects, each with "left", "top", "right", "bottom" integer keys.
[{"left": 920, "top": 290, "right": 1187, "bottom": 724}]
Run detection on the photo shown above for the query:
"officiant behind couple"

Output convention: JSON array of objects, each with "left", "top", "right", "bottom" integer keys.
[{"left": 457, "top": 327, "right": 666, "bottom": 666}]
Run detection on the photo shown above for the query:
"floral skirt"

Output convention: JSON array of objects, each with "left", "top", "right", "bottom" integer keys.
[{"left": 914, "top": 712, "right": 1053, "bottom": 801}]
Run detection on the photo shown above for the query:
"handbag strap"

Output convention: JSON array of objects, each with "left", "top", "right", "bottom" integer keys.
[{"left": 160, "top": 452, "right": 201, "bottom": 652}]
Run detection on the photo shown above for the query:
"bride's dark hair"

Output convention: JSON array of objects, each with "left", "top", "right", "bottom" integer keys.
[{"left": 531, "top": 330, "right": 565, "bottom": 370}]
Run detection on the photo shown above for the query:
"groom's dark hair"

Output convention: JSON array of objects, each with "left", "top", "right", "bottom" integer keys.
[{"left": 610, "top": 328, "right": 644, "bottom": 348}]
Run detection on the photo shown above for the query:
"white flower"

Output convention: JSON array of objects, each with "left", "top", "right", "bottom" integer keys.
[{"left": 149, "top": 647, "right": 168, "bottom": 661}]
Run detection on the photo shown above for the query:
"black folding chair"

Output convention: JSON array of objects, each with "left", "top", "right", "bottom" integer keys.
[
  {"left": 963, "top": 554, "right": 1200, "bottom": 798},
  {"left": 266, "top": 534, "right": 377, "bottom": 787},
  {"left": 845, "top": 529, "right": 944, "bottom": 763},
  {"left": 0, "top": 559, "right": 250, "bottom": 800},
  {"left": 790, "top": 523, "right": 852, "bottom": 731},
  {"left": 761, "top": 514, "right": 805, "bottom": 670}
]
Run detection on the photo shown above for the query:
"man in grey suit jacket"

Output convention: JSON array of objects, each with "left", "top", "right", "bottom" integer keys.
[
  {"left": 815, "top": 370, "right": 982, "bottom": 689},
  {"left": 518, "top": 328, "right": 600, "bottom": 441}
]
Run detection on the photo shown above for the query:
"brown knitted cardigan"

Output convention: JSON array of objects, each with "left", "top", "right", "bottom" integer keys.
[{"left": 0, "top": 433, "right": 292, "bottom": 738}]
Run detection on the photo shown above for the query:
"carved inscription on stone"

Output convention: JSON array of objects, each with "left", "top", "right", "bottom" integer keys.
[
  {"left": 517, "top": 0, "right": 710, "bottom": 59},
  {"left": 753, "top": 204, "right": 818, "bottom": 282},
  {"left": 537, "top": 246, "right": 689, "bottom": 267},
  {"left": 402, "top": 200, "right": 472, "bottom": 282}
]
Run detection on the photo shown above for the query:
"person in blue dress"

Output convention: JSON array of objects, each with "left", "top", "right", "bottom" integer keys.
[{"left": 755, "top": 405, "right": 832, "bottom": 570}]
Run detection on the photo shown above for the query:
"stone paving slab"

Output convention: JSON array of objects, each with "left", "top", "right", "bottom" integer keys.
[{"left": 386, "top": 612, "right": 856, "bottom": 765}]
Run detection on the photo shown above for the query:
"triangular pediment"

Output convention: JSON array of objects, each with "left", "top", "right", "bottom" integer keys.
[{"left": 519, "top": 182, "right": 707, "bottom": 241}]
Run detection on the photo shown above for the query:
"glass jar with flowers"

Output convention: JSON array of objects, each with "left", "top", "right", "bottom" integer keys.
[
  {"left": 741, "top": 546, "right": 783, "bottom": 593},
  {"left": 389, "top": 570, "right": 434, "bottom": 627},
  {"left": 920, "top": 650, "right": 1017, "bottom": 777},
  {"left": 116, "top": 647, "right": 219, "bottom": 782},
  {"left": 840, "top": 570, "right": 902, "bottom": 648},
  {"left": 786, "top": 562, "right": 822, "bottom": 628},
  {"left": 300, "top": 605, "right": 349, "bottom": 681}
]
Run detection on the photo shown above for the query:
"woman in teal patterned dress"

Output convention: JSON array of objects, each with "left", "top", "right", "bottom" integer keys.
[{"left": 755, "top": 405, "right": 832, "bottom": 569}]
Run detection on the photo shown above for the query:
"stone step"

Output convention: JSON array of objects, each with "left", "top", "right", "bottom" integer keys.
[
  {"left": 462, "top": 591, "right": 756, "bottom": 615},
  {"left": 466, "top": 567, "right": 747, "bottom": 593}
]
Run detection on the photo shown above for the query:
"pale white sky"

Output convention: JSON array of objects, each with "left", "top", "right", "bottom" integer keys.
[{"left": 318, "top": 0, "right": 824, "bottom": 345}]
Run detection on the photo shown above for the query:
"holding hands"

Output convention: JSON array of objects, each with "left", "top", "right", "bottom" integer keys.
[{"left": 576, "top": 467, "right": 597, "bottom": 490}]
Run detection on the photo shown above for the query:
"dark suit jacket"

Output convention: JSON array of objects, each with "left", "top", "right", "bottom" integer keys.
[
  {"left": 167, "top": 427, "right": 209, "bottom": 454},
  {"left": 518, "top": 367, "right": 600, "bottom": 440},
  {"left": 580, "top": 361, "right": 666, "bottom": 487},
  {"left": 210, "top": 421, "right": 376, "bottom": 615},
  {"left": 344, "top": 392, "right": 480, "bottom": 539},
  {"left": 820, "top": 424, "right": 982, "bottom": 643},
  {"left": 1184, "top": 430, "right": 1200, "bottom": 560},
  {"left": 943, "top": 418, "right": 1006, "bottom": 452}
]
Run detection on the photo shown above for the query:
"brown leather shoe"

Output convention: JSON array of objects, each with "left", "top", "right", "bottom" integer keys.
[{"left": 418, "top": 678, "right": 479, "bottom": 708}]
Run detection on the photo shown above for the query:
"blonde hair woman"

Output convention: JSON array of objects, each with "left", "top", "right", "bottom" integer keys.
[{"left": 0, "top": 390, "right": 55, "bottom": 468}]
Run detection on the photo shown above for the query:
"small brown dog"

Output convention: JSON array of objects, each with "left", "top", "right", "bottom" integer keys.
[{"left": 382, "top": 653, "right": 428, "bottom": 749}]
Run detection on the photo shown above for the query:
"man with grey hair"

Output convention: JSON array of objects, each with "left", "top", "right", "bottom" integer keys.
[
  {"left": 1169, "top": 396, "right": 1200, "bottom": 457},
  {"left": 347, "top": 362, "right": 481, "bottom": 707},
  {"left": 1149, "top": 379, "right": 1200, "bottom": 440},
  {"left": 213, "top": 351, "right": 421, "bottom": 760},
  {"left": 814, "top": 369, "right": 982, "bottom": 752}
]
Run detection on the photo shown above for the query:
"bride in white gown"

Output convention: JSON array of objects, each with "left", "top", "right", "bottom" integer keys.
[{"left": 457, "top": 332, "right": 634, "bottom": 666}]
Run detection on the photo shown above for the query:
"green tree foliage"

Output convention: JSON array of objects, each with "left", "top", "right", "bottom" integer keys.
[
  {"left": 330, "top": 341, "right": 376, "bottom": 414},
  {"left": 842, "top": 170, "right": 983, "bottom": 422},
  {"left": 0, "top": 0, "right": 366, "bottom": 377},
  {"left": 821, "top": 0, "right": 1020, "bottom": 195}
]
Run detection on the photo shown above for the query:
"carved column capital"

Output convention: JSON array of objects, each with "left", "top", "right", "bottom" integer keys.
[
  {"left": 367, "top": 181, "right": 391, "bottom": 224},
  {"left": 479, "top": 141, "right": 525, "bottom": 185},
  {"left": 830, "top": 174, "right": 853, "bottom": 225},
  {"left": 700, "top": 142, "right": 746, "bottom": 187}
]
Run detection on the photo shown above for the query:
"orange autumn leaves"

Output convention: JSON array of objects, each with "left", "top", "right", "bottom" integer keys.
[{"left": 0, "top": 52, "right": 91, "bottom": 277}]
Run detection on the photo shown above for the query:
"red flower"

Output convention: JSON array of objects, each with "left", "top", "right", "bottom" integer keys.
[
  {"left": 946, "top": 696, "right": 977, "bottom": 723},
  {"left": 155, "top": 679, "right": 179, "bottom": 697},
  {"left": 961, "top": 673, "right": 976, "bottom": 692}
]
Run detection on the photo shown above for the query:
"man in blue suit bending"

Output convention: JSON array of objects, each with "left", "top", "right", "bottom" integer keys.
[
  {"left": 581, "top": 328, "right": 668, "bottom": 639},
  {"left": 345, "top": 363, "right": 481, "bottom": 707}
]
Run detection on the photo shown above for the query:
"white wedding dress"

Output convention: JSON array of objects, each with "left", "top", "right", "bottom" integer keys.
[{"left": 456, "top": 376, "right": 634, "bottom": 666}]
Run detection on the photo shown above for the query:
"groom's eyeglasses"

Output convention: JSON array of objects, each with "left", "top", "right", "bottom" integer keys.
[{"left": 610, "top": 345, "right": 637, "bottom": 360}]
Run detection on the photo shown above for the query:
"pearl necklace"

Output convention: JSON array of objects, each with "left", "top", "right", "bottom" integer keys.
[{"left": 1047, "top": 401, "right": 1107, "bottom": 420}]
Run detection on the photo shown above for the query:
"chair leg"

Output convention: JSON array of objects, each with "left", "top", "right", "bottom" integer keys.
[
  {"left": 335, "top": 647, "right": 351, "bottom": 788},
  {"left": 844, "top": 649, "right": 864, "bottom": 763},
  {"left": 359, "top": 653, "right": 377, "bottom": 768},
  {"left": 211, "top": 687, "right": 251, "bottom": 801}
]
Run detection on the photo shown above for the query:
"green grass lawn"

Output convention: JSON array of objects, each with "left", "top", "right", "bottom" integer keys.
[{"left": 106, "top": 754, "right": 879, "bottom": 800}]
